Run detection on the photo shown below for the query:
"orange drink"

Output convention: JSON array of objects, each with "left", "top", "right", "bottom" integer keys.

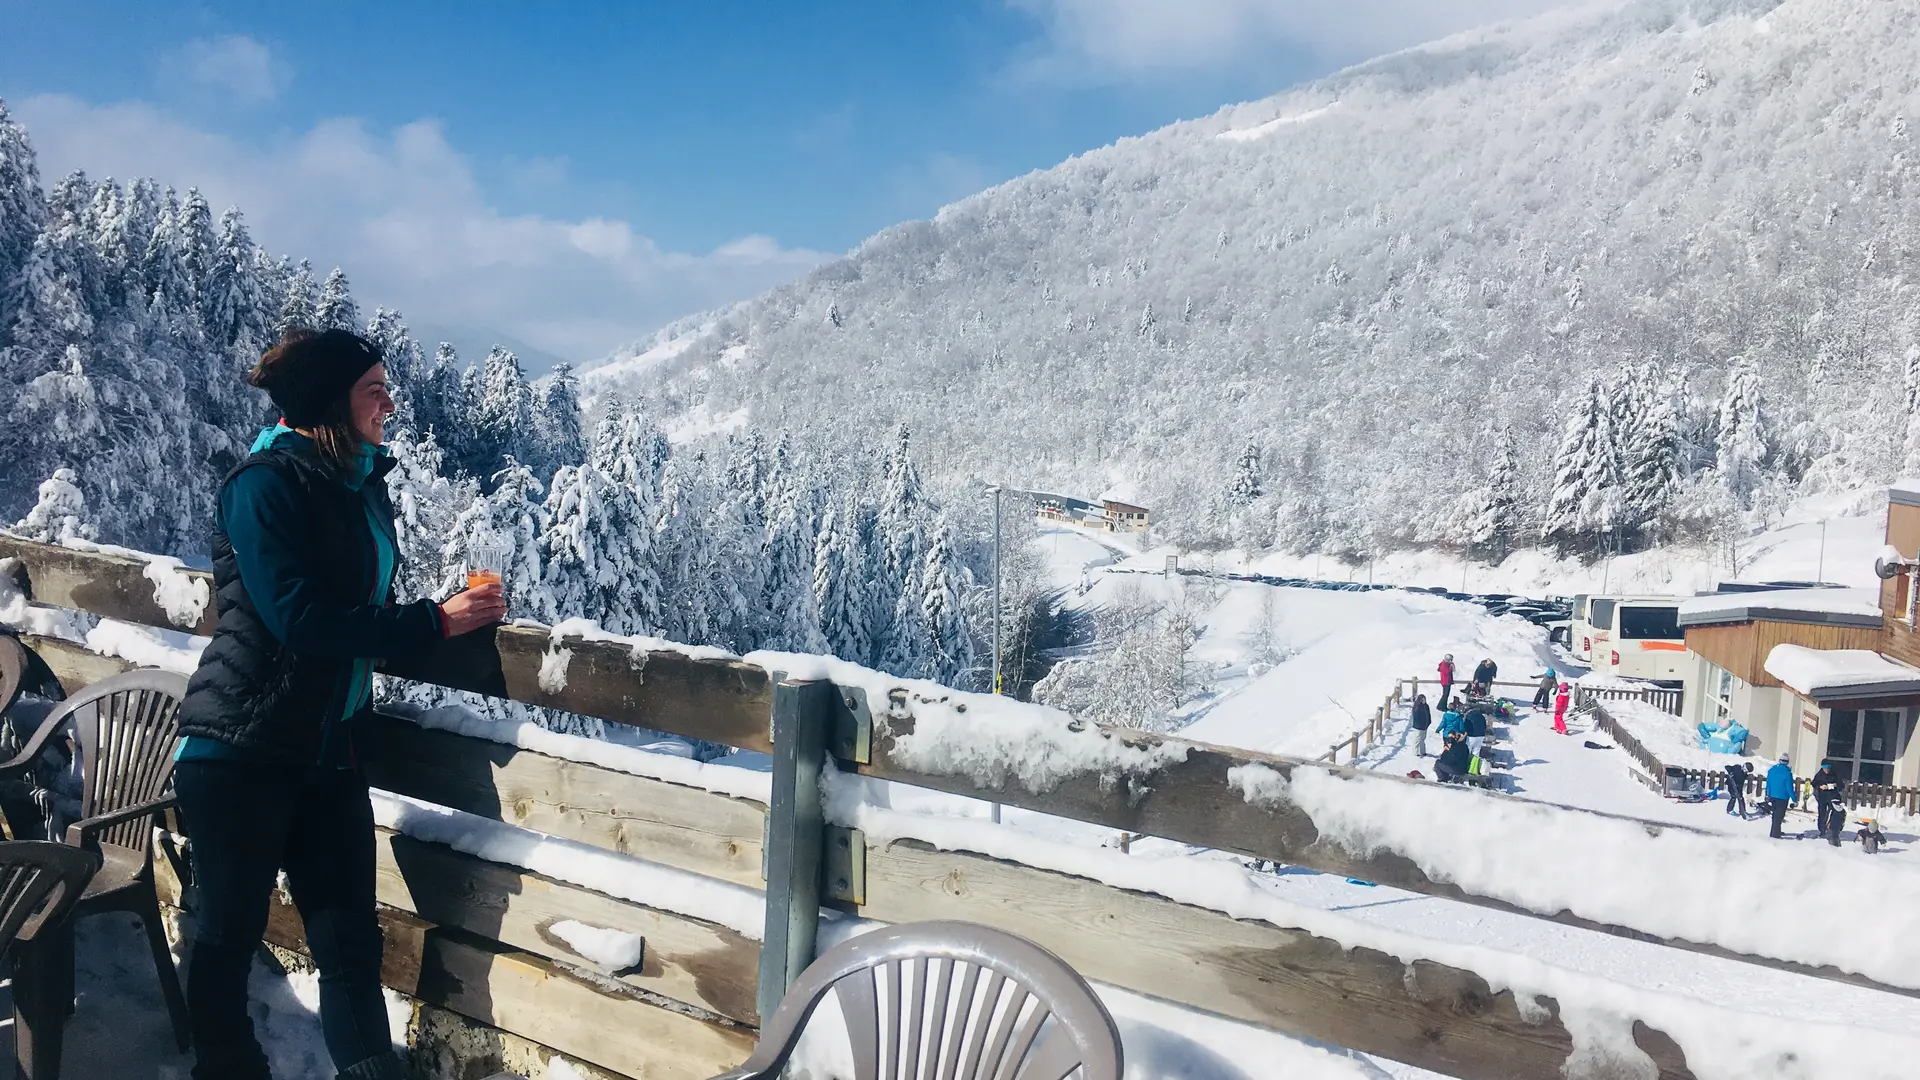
[{"left": 466, "top": 568, "right": 502, "bottom": 590}]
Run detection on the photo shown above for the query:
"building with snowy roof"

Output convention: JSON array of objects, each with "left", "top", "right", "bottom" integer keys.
[{"left": 1675, "top": 483, "right": 1920, "bottom": 786}]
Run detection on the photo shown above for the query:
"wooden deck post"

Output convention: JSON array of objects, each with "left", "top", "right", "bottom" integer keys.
[{"left": 757, "top": 679, "right": 834, "bottom": 1025}]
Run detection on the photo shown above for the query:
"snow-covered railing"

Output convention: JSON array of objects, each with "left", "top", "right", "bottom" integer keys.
[
  {"left": 1575, "top": 681, "right": 1683, "bottom": 717},
  {"left": 12, "top": 535, "right": 1920, "bottom": 1079}
]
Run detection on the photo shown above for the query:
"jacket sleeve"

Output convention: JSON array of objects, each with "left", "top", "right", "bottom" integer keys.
[{"left": 222, "top": 466, "right": 444, "bottom": 660}]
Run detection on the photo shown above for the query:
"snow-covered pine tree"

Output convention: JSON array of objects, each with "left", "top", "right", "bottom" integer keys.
[
  {"left": 758, "top": 468, "right": 827, "bottom": 653},
  {"left": 413, "top": 342, "right": 468, "bottom": 459},
  {"left": 315, "top": 267, "right": 359, "bottom": 331},
  {"left": 534, "top": 362, "right": 588, "bottom": 478},
  {"left": 1716, "top": 358, "right": 1768, "bottom": 508},
  {"left": 1227, "top": 442, "right": 1263, "bottom": 506},
  {"left": 475, "top": 347, "right": 535, "bottom": 485},
  {"left": 1541, "top": 379, "right": 1609, "bottom": 555},
  {"left": 0, "top": 100, "right": 43, "bottom": 343},
  {"left": 276, "top": 259, "right": 316, "bottom": 336},
  {"left": 876, "top": 425, "right": 928, "bottom": 674},
  {"left": 12, "top": 467, "right": 97, "bottom": 543},
  {"left": 544, "top": 401, "right": 663, "bottom": 635},
  {"left": 1624, "top": 380, "right": 1680, "bottom": 543},
  {"left": 388, "top": 429, "right": 469, "bottom": 607},
  {"left": 916, "top": 515, "right": 972, "bottom": 683},
  {"left": 812, "top": 498, "right": 873, "bottom": 664},
  {"left": 364, "top": 307, "right": 422, "bottom": 435},
  {"left": 1463, "top": 427, "right": 1521, "bottom": 562}
]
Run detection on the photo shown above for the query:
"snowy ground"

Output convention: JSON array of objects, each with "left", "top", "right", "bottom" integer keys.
[{"left": 1190, "top": 487, "right": 1891, "bottom": 595}]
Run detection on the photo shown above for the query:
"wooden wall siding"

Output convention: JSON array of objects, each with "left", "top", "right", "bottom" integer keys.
[{"left": 1685, "top": 621, "right": 1883, "bottom": 688}]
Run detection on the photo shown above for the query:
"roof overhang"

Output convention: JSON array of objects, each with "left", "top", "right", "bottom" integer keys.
[
  {"left": 1678, "top": 605, "right": 1884, "bottom": 630},
  {"left": 1763, "top": 646, "right": 1920, "bottom": 702},
  {"left": 1889, "top": 480, "right": 1920, "bottom": 508}
]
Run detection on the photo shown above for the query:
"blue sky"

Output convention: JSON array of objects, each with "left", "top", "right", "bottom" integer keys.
[{"left": 0, "top": 0, "right": 1572, "bottom": 365}]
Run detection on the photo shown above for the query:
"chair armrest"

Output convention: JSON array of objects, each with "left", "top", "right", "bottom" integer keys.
[{"left": 64, "top": 793, "right": 178, "bottom": 850}]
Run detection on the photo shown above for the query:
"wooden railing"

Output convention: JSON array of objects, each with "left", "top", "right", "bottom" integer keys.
[
  {"left": 2, "top": 533, "right": 1915, "bottom": 1079},
  {"left": 1575, "top": 681, "right": 1683, "bottom": 716}
]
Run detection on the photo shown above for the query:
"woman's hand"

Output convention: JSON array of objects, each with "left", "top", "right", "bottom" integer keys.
[{"left": 440, "top": 583, "right": 507, "bottom": 636}]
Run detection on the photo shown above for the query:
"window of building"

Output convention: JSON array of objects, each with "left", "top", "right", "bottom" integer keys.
[
  {"left": 1705, "top": 662, "right": 1736, "bottom": 727},
  {"left": 1824, "top": 708, "right": 1917, "bottom": 785},
  {"left": 1619, "top": 605, "right": 1680, "bottom": 640}
]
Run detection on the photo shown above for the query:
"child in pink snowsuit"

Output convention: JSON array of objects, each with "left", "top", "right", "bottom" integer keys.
[{"left": 1552, "top": 683, "right": 1571, "bottom": 734}]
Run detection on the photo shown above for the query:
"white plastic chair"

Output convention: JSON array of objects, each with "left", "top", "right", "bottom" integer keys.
[{"left": 713, "top": 920, "right": 1122, "bottom": 1080}]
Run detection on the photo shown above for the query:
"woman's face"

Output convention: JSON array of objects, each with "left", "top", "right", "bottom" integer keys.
[{"left": 350, "top": 363, "right": 394, "bottom": 445}]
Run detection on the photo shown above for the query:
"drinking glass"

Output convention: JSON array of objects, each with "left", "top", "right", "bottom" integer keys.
[{"left": 465, "top": 531, "right": 512, "bottom": 592}]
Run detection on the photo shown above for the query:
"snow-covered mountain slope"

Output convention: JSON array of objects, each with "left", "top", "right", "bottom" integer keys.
[{"left": 590, "top": 0, "right": 1920, "bottom": 555}]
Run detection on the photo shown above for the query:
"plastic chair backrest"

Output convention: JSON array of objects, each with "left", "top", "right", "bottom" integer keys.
[
  {"left": 720, "top": 921, "right": 1122, "bottom": 1080},
  {"left": 0, "top": 840, "right": 100, "bottom": 946},
  {"left": 41, "top": 670, "right": 187, "bottom": 852}
]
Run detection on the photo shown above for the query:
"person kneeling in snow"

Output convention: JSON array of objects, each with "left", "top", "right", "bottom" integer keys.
[
  {"left": 1407, "top": 694, "right": 1432, "bottom": 757},
  {"left": 1434, "top": 731, "right": 1472, "bottom": 784},
  {"left": 1765, "top": 754, "right": 1796, "bottom": 839}
]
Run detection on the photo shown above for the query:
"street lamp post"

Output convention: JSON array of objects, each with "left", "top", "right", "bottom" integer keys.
[{"left": 990, "top": 486, "right": 1003, "bottom": 696}]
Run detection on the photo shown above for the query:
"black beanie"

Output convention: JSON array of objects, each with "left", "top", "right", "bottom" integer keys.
[{"left": 256, "top": 329, "right": 383, "bottom": 428}]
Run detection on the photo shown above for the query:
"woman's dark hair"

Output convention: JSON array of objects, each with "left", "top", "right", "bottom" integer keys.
[{"left": 249, "top": 328, "right": 381, "bottom": 473}]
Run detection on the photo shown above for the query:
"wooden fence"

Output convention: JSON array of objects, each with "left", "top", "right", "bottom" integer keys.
[{"left": 0, "top": 533, "right": 1907, "bottom": 1080}]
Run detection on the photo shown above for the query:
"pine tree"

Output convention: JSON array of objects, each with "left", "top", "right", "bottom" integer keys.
[
  {"left": 12, "top": 467, "right": 96, "bottom": 543},
  {"left": 315, "top": 267, "right": 358, "bottom": 331},
  {"left": 0, "top": 100, "right": 44, "bottom": 346},
  {"left": 1227, "top": 442, "right": 1264, "bottom": 506},
  {"left": 471, "top": 347, "right": 535, "bottom": 484},
  {"left": 1542, "top": 379, "right": 1609, "bottom": 554},
  {"left": 276, "top": 259, "right": 315, "bottom": 336},
  {"left": 1624, "top": 382, "right": 1680, "bottom": 541},
  {"left": 386, "top": 429, "right": 468, "bottom": 604},
  {"left": 759, "top": 470, "right": 827, "bottom": 653},
  {"left": 875, "top": 425, "right": 927, "bottom": 673},
  {"left": 916, "top": 515, "right": 971, "bottom": 682},
  {"left": 535, "top": 363, "right": 588, "bottom": 476},
  {"left": 1464, "top": 427, "right": 1521, "bottom": 561},
  {"left": 1716, "top": 358, "right": 1767, "bottom": 508},
  {"left": 812, "top": 499, "right": 873, "bottom": 663}
]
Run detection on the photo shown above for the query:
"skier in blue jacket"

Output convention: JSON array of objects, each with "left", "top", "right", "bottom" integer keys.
[
  {"left": 1437, "top": 710, "right": 1466, "bottom": 738},
  {"left": 1765, "top": 754, "right": 1796, "bottom": 838}
]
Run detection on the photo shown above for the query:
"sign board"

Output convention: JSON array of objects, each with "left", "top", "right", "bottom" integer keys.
[
  {"left": 1802, "top": 704, "right": 1821, "bottom": 735},
  {"left": 1165, "top": 555, "right": 1178, "bottom": 576}
]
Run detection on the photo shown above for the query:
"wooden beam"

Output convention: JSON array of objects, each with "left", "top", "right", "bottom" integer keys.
[
  {"left": 371, "top": 829, "right": 761, "bottom": 1026},
  {"left": 381, "top": 624, "right": 776, "bottom": 752},
  {"left": 363, "top": 712, "right": 767, "bottom": 888},
  {"left": 416, "top": 928, "right": 755, "bottom": 1080},
  {"left": 0, "top": 535, "right": 216, "bottom": 634},
  {"left": 856, "top": 713, "right": 1914, "bottom": 998},
  {"left": 859, "top": 839, "right": 1694, "bottom": 1080},
  {"left": 19, "top": 634, "right": 137, "bottom": 693}
]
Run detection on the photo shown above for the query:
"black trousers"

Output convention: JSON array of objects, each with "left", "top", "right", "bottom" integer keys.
[
  {"left": 1769, "top": 797, "right": 1789, "bottom": 838},
  {"left": 1817, "top": 799, "right": 1845, "bottom": 845},
  {"left": 1438, "top": 682, "right": 1452, "bottom": 709},
  {"left": 1725, "top": 782, "right": 1746, "bottom": 816},
  {"left": 176, "top": 760, "right": 390, "bottom": 1079}
]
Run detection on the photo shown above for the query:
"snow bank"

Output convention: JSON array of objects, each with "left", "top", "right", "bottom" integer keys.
[
  {"left": 1599, "top": 698, "right": 1747, "bottom": 771},
  {"left": 395, "top": 704, "right": 770, "bottom": 803},
  {"left": 370, "top": 790, "right": 764, "bottom": 938},
  {"left": 1763, "top": 646, "right": 1920, "bottom": 699},
  {"left": 83, "top": 619, "right": 207, "bottom": 675},
  {"left": 748, "top": 650, "right": 1189, "bottom": 795},
  {"left": 1229, "top": 762, "right": 1920, "bottom": 990},
  {"left": 549, "top": 919, "right": 645, "bottom": 972}
]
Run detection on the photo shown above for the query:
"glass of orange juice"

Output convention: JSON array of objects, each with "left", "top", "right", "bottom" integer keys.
[{"left": 465, "top": 531, "right": 511, "bottom": 592}]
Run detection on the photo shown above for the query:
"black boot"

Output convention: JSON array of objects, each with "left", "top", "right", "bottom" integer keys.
[
  {"left": 336, "top": 1052, "right": 417, "bottom": 1080},
  {"left": 192, "top": 1044, "right": 273, "bottom": 1080}
]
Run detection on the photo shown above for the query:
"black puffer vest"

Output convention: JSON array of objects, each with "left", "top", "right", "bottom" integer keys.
[{"left": 177, "top": 443, "right": 402, "bottom": 764}]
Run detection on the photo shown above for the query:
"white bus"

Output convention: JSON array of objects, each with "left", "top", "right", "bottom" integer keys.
[
  {"left": 1568, "top": 594, "right": 1597, "bottom": 662},
  {"left": 1589, "top": 596, "right": 1686, "bottom": 682}
]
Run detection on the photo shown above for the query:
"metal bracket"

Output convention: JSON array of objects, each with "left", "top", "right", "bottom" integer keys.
[
  {"left": 831, "top": 684, "right": 874, "bottom": 765},
  {"left": 824, "top": 826, "right": 866, "bottom": 905}
]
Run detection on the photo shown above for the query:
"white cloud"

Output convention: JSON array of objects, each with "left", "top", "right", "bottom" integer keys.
[
  {"left": 162, "top": 35, "right": 285, "bottom": 105},
  {"left": 14, "top": 94, "right": 829, "bottom": 362},
  {"left": 1008, "top": 0, "right": 1595, "bottom": 78}
]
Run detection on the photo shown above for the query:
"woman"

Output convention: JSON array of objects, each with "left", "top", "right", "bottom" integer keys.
[{"left": 175, "top": 328, "right": 506, "bottom": 1080}]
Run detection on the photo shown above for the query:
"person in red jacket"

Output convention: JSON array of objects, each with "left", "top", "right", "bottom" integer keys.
[
  {"left": 1552, "top": 682, "right": 1572, "bottom": 734},
  {"left": 1437, "top": 654, "right": 1456, "bottom": 709}
]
